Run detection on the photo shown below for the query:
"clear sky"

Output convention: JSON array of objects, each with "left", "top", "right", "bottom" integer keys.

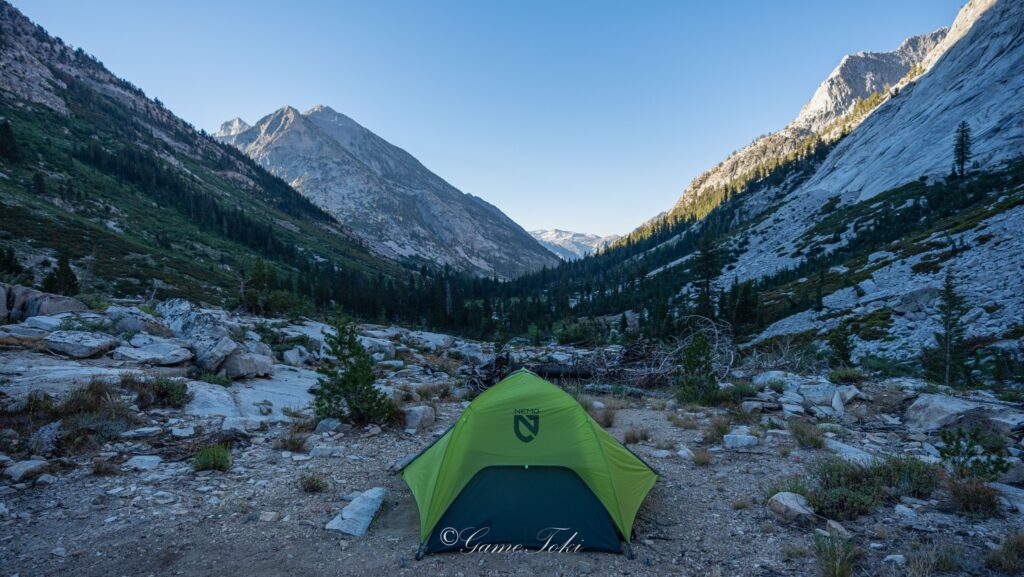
[{"left": 15, "top": 0, "right": 963, "bottom": 237}]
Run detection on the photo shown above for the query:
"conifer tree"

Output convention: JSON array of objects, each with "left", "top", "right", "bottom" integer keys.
[
  {"left": 827, "top": 321, "right": 854, "bottom": 368},
  {"left": 40, "top": 253, "right": 79, "bottom": 296},
  {"left": 953, "top": 121, "right": 972, "bottom": 178},
  {"left": 313, "top": 315, "right": 393, "bottom": 425},
  {"left": 0, "top": 121, "right": 21, "bottom": 162},
  {"left": 674, "top": 333, "right": 716, "bottom": 404},
  {"left": 921, "top": 271, "right": 968, "bottom": 387},
  {"left": 693, "top": 234, "right": 719, "bottom": 318},
  {"left": 32, "top": 172, "right": 46, "bottom": 195}
]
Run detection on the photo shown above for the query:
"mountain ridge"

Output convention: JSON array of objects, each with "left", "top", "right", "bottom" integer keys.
[{"left": 216, "top": 104, "right": 558, "bottom": 278}]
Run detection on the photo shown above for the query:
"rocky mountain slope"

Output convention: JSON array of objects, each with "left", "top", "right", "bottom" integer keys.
[
  {"left": 529, "top": 229, "right": 620, "bottom": 260},
  {"left": 0, "top": 1, "right": 409, "bottom": 315},
  {"left": 215, "top": 105, "right": 558, "bottom": 278}
]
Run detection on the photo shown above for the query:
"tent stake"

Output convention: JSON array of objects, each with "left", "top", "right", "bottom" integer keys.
[{"left": 624, "top": 541, "right": 634, "bottom": 560}]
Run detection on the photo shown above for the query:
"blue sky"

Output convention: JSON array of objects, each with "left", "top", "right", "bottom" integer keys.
[{"left": 16, "top": 0, "right": 962, "bottom": 236}]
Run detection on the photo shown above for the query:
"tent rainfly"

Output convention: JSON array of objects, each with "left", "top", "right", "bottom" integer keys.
[{"left": 400, "top": 369, "right": 658, "bottom": 558}]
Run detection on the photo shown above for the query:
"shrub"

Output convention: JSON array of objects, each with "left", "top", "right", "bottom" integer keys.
[
  {"left": 199, "top": 372, "right": 232, "bottom": 387},
  {"left": 827, "top": 368, "right": 867, "bottom": 384},
  {"left": 91, "top": 458, "right": 118, "bottom": 476},
  {"left": 275, "top": 430, "right": 309, "bottom": 453},
  {"left": 692, "top": 448, "right": 712, "bottom": 466},
  {"left": 58, "top": 379, "right": 134, "bottom": 451},
  {"left": 939, "top": 427, "right": 1009, "bottom": 481},
  {"left": 813, "top": 535, "right": 860, "bottom": 577},
  {"left": 947, "top": 476, "right": 1000, "bottom": 517},
  {"left": 193, "top": 445, "right": 232, "bottom": 471},
  {"left": 299, "top": 472, "right": 328, "bottom": 493},
  {"left": 126, "top": 375, "right": 192, "bottom": 409},
  {"left": 588, "top": 407, "right": 616, "bottom": 428},
  {"left": 807, "top": 459, "right": 882, "bottom": 520},
  {"left": 987, "top": 533, "right": 1024, "bottom": 574},
  {"left": 674, "top": 334, "right": 717, "bottom": 405},
  {"left": 703, "top": 415, "right": 731, "bottom": 444},
  {"left": 872, "top": 455, "right": 940, "bottom": 499},
  {"left": 314, "top": 316, "right": 394, "bottom": 425},
  {"left": 762, "top": 476, "right": 810, "bottom": 502},
  {"left": 827, "top": 322, "right": 854, "bottom": 369},
  {"left": 668, "top": 413, "right": 698, "bottom": 429},
  {"left": 789, "top": 420, "right": 825, "bottom": 449},
  {"left": 623, "top": 427, "right": 650, "bottom": 445}
]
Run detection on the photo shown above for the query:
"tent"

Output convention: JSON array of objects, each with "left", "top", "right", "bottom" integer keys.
[{"left": 400, "top": 369, "right": 658, "bottom": 558}]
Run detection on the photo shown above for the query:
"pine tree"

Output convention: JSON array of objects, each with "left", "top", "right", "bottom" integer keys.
[
  {"left": 0, "top": 121, "right": 21, "bottom": 162},
  {"left": 693, "top": 234, "right": 720, "bottom": 318},
  {"left": 32, "top": 172, "right": 46, "bottom": 195},
  {"left": 674, "top": 333, "right": 716, "bottom": 404},
  {"left": 827, "top": 321, "right": 854, "bottom": 368},
  {"left": 313, "top": 315, "right": 394, "bottom": 425},
  {"left": 40, "top": 253, "right": 79, "bottom": 296},
  {"left": 953, "top": 121, "right": 972, "bottom": 179},
  {"left": 814, "top": 267, "right": 825, "bottom": 312},
  {"left": 921, "top": 271, "right": 968, "bottom": 387}
]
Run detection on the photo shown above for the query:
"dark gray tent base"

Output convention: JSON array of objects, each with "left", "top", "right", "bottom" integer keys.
[{"left": 417, "top": 466, "right": 631, "bottom": 558}]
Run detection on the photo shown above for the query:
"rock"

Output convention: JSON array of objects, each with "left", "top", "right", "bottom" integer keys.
[
  {"left": 324, "top": 487, "right": 386, "bottom": 537},
  {"left": 905, "top": 394, "right": 1024, "bottom": 434},
  {"left": 43, "top": 330, "right": 117, "bottom": 358},
  {"left": 194, "top": 337, "right": 239, "bottom": 372},
  {"left": 185, "top": 381, "right": 239, "bottom": 418},
  {"left": 314, "top": 418, "right": 342, "bottom": 434},
  {"left": 884, "top": 555, "right": 907, "bottom": 565},
  {"left": 4, "top": 459, "right": 48, "bottom": 482},
  {"left": 753, "top": 371, "right": 804, "bottom": 391},
  {"left": 824, "top": 439, "right": 878, "bottom": 465},
  {"left": 243, "top": 340, "right": 275, "bottom": 358},
  {"left": 259, "top": 511, "right": 281, "bottom": 523},
  {"left": 676, "top": 446, "right": 695, "bottom": 460},
  {"left": 390, "top": 454, "right": 416, "bottom": 471},
  {"left": 105, "top": 306, "right": 171, "bottom": 336},
  {"left": 767, "top": 492, "right": 815, "bottom": 522},
  {"left": 741, "top": 401, "right": 764, "bottom": 414},
  {"left": 650, "top": 449, "right": 671, "bottom": 459},
  {"left": 22, "top": 314, "right": 68, "bottom": 331},
  {"left": 894, "top": 504, "right": 917, "bottom": 517},
  {"left": 798, "top": 383, "right": 837, "bottom": 407},
  {"left": 2, "top": 283, "right": 87, "bottom": 321},
  {"left": 835, "top": 385, "right": 862, "bottom": 404},
  {"left": 0, "top": 324, "right": 49, "bottom": 346},
  {"left": 406, "top": 331, "right": 454, "bottom": 352},
  {"left": 723, "top": 433, "right": 758, "bottom": 448},
  {"left": 826, "top": 520, "right": 850, "bottom": 538},
  {"left": 358, "top": 336, "right": 395, "bottom": 359},
  {"left": 120, "top": 426, "right": 162, "bottom": 439},
  {"left": 124, "top": 455, "right": 161, "bottom": 471},
  {"left": 403, "top": 405, "right": 435, "bottom": 432},
  {"left": 376, "top": 359, "right": 404, "bottom": 370},
  {"left": 309, "top": 446, "right": 340, "bottom": 458},
  {"left": 282, "top": 346, "right": 310, "bottom": 367},
  {"left": 991, "top": 482, "right": 1024, "bottom": 512},
  {"left": 450, "top": 341, "right": 493, "bottom": 366},
  {"left": 28, "top": 421, "right": 61, "bottom": 455},
  {"left": 34, "top": 473, "right": 55, "bottom": 486},
  {"left": 221, "top": 351, "right": 273, "bottom": 379},
  {"left": 171, "top": 426, "right": 195, "bottom": 437},
  {"left": 153, "top": 491, "right": 176, "bottom": 505},
  {"left": 112, "top": 342, "right": 193, "bottom": 365}
]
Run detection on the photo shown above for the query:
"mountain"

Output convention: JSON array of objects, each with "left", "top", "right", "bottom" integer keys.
[
  {"left": 0, "top": 1, "right": 432, "bottom": 320},
  {"left": 498, "top": 0, "right": 1024, "bottom": 363},
  {"left": 215, "top": 105, "right": 558, "bottom": 278},
  {"left": 530, "top": 229, "right": 620, "bottom": 260}
]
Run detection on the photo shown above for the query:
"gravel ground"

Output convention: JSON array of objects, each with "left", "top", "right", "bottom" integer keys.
[{"left": 1, "top": 395, "right": 1021, "bottom": 577}]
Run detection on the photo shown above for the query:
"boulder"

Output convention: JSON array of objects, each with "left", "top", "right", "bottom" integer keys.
[
  {"left": 904, "top": 394, "right": 1024, "bottom": 434},
  {"left": 358, "top": 336, "right": 395, "bottom": 359},
  {"left": 43, "top": 330, "right": 117, "bottom": 358},
  {"left": 824, "top": 439, "right": 878, "bottom": 465},
  {"left": 194, "top": 337, "right": 239, "bottom": 372},
  {"left": 4, "top": 284, "right": 87, "bottom": 321},
  {"left": 752, "top": 371, "right": 804, "bottom": 391},
  {"left": 185, "top": 381, "right": 240, "bottom": 417},
  {"left": 406, "top": 331, "right": 454, "bottom": 352},
  {"left": 22, "top": 314, "right": 68, "bottom": 331},
  {"left": 403, "top": 405, "right": 436, "bottom": 432},
  {"left": 723, "top": 433, "right": 759, "bottom": 448},
  {"left": 893, "top": 286, "right": 941, "bottom": 314},
  {"left": 798, "top": 383, "right": 837, "bottom": 407},
  {"left": 124, "top": 455, "right": 162, "bottom": 470},
  {"left": 105, "top": 306, "right": 172, "bottom": 336},
  {"left": 282, "top": 346, "right": 310, "bottom": 367},
  {"left": 28, "top": 421, "right": 61, "bottom": 455},
  {"left": 4, "top": 459, "right": 49, "bottom": 482},
  {"left": 155, "top": 299, "right": 233, "bottom": 340},
  {"left": 767, "top": 492, "right": 815, "bottom": 522},
  {"left": 0, "top": 324, "right": 49, "bottom": 347},
  {"left": 451, "top": 341, "right": 494, "bottom": 366},
  {"left": 324, "top": 487, "right": 386, "bottom": 537},
  {"left": 243, "top": 340, "right": 275, "bottom": 358},
  {"left": 221, "top": 351, "right": 273, "bottom": 379},
  {"left": 112, "top": 342, "right": 193, "bottom": 365},
  {"left": 314, "top": 418, "right": 342, "bottom": 434}
]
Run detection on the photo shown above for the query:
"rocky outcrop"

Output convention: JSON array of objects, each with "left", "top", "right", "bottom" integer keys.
[
  {"left": 1, "top": 283, "right": 86, "bottom": 322},
  {"left": 43, "top": 331, "right": 117, "bottom": 358},
  {"left": 530, "top": 229, "right": 621, "bottom": 260}
]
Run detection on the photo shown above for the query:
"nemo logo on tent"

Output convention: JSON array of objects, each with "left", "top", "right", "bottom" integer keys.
[{"left": 513, "top": 409, "right": 540, "bottom": 443}]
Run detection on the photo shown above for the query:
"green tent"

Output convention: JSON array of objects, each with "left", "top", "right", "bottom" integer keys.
[{"left": 400, "top": 369, "right": 658, "bottom": 557}]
